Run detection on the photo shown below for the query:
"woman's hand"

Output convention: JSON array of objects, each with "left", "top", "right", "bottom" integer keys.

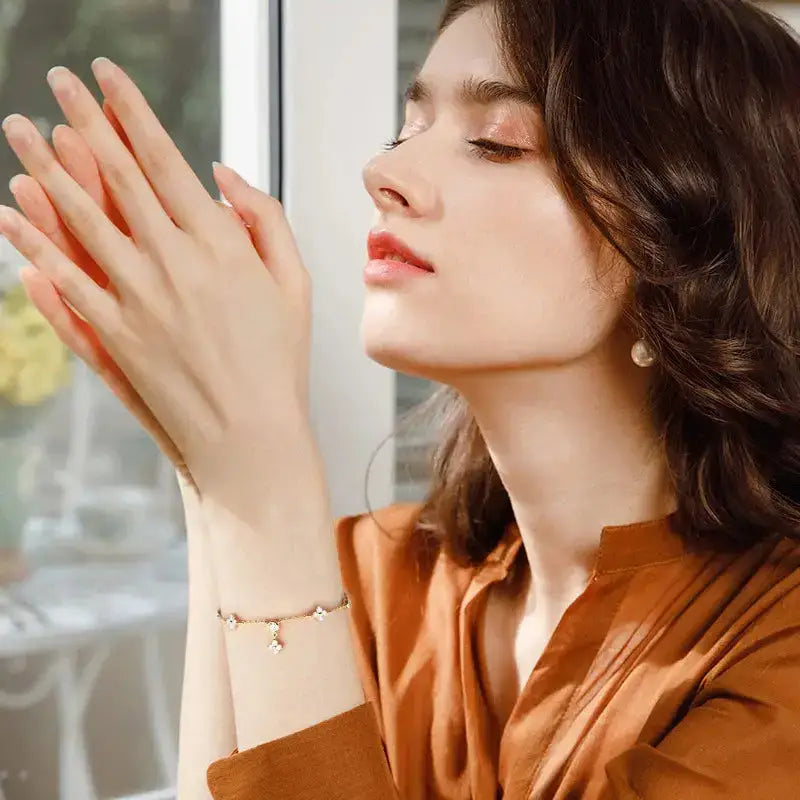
[
  {"left": 10, "top": 104, "right": 187, "bottom": 483},
  {"left": 0, "top": 59, "right": 313, "bottom": 497},
  {"left": 10, "top": 104, "right": 258, "bottom": 491}
]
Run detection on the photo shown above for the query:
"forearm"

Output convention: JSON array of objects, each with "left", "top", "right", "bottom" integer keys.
[
  {"left": 198, "top": 418, "right": 366, "bottom": 752},
  {"left": 176, "top": 471, "right": 236, "bottom": 799}
]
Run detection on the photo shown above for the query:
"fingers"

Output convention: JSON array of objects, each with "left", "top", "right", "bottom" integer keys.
[
  {"left": 9, "top": 173, "right": 67, "bottom": 240},
  {"left": 103, "top": 100, "right": 132, "bottom": 152},
  {"left": 2, "top": 113, "right": 142, "bottom": 291},
  {"left": 42, "top": 65, "right": 175, "bottom": 250},
  {"left": 18, "top": 263, "right": 103, "bottom": 370},
  {"left": 87, "top": 57, "right": 225, "bottom": 239},
  {"left": 12, "top": 120, "right": 137, "bottom": 297},
  {"left": 12, "top": 120, "right": 131, "bottom": 296},
  {"left": 8, "top": 172, "right": 112, "bottom": 292},
  {"left": 211, "top": 162, "right": 311, "bottom": 297},
  {"left": 51, "top": 124, "right": 105, "bottom": 205},
  {"left": 0, "top": 205, "right": 117, "bottom": 332},
  {"left": 51, "top": 123, "right": 129, "bottom": 235},
  {"left": 18, "top": 267, "right": 187, "bottom": 471},
  {"left": 10, "top": 111, "right": 205, "bottom": 306}
]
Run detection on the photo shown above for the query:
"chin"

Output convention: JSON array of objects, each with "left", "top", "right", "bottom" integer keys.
[
  {"left": 362, "top": 338, "right": 427, "bottom": 375},
  {"left": 360, "top": 338, "right": 469, "bottom": 384}
]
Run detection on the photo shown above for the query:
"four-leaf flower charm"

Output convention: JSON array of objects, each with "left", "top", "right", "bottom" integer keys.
[{"left": 267, "top": 620, "right": 283, "bottom": 654}]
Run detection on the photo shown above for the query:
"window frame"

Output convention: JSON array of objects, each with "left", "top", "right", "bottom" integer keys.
[{"left": 221, "top": 0, "right": 399, "bottom": 516}]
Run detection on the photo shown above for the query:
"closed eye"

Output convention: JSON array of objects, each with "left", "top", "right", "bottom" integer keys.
[
  {"left": 381, "top": 136, "right": 526, "bottom": 162},
  {"left": 464, "top": 138, "right": 525, "bottom": 162}
]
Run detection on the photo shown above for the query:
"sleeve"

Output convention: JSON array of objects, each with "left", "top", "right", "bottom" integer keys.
[
  {"left": 206, "top": 701, "right": 399, "bottom": 800},
  {"left": 600, "top": 584, "right": 800, "bottom": 799},
  {"left": 204, "top": 509, "right": 403, "bottom": 800}
]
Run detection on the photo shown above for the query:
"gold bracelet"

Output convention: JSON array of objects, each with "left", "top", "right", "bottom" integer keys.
[{"left": 217, "top": 592, "right": 351, "bottom": 654}]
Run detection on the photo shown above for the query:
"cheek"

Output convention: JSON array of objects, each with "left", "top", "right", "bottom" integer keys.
[
  {"left": 457, "top": 167, "right": 593, "bottom": 290},
  {"left": 437, "top": 171, "right": 625, "bottom": 359}
]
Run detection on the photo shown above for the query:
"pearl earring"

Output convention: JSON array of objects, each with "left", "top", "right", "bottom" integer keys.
[{"left": 631, "top": 337, "right": 656, "bottom": 367}]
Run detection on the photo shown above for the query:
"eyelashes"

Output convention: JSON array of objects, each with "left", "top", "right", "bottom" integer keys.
[{"left": 381, "top": 136, "right": 526, "bottom": 162}]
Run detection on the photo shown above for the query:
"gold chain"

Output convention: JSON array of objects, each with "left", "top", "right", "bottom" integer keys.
[{"left": 217, "top": 592, "right": 351, "bottom": 654}]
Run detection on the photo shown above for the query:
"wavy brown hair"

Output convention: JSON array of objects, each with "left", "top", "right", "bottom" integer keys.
[{"left": 366, "top": 0, "right": 800, "bottom": 568}]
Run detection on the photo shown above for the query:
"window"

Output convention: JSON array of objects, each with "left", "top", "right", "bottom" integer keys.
[
  {"left": 0, "top": 2, "right": 397, "bottom": 796},
  {"left": 0, "top": 2, "right": 220, "bottom": 797}
]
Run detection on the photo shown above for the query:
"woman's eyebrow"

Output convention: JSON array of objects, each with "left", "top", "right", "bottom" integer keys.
[{"left": 403, "top": 75, "right": 536, "bottom": 109}]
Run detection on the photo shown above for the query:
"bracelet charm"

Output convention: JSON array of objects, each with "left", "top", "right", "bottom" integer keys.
[
  {"left": 224, "top": 614, "right": 240, "bottom": 631},
  {"left": 267, "top": 621, "right": 283, "bottom": 653},
  {"left": 217, "top": 592, "right": 350, "bottom": 654}
]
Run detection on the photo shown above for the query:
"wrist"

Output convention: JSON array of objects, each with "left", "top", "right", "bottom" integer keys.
[
  {"left": 196, "top": 452, "right": 343, "bottom": 618},
  {"left": 192, "top": 411, "right": 324, "bottom": 512},
  {"left": 206, "top": 521, "right": 345, "bottom": 621}
]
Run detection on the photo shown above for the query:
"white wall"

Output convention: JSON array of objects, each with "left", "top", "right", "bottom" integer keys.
[{"left": 281, "top": 0, "right": 398, "bottom": 517}]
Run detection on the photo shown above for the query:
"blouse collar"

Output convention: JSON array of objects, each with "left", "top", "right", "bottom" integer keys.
[{"left": 480, "top": 510, "right": 687, "bottom": 579}]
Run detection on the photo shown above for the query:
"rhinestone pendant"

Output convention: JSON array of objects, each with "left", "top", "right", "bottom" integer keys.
[
  {"left": 312, "top": 605, "right": 327, "bottom": 621},
  {"left": 267, "top": 620, "right": 283, "bottom": 654},
  {"left": 225, "top": 614, "right": 239, "bottom": 631}
]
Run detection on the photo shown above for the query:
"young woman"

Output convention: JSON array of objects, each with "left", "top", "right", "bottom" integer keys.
[{"left": 2, "top": 0, "right": 800, "bottom": 797}]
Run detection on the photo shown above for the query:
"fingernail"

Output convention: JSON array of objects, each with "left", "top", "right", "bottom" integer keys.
[
  {"left": 0, "top": 205, "right": 19, "bottom": 233},
  {"left": 213, "top": 161, "right": 248, "bottom": 185},
  {"left": 1, "top": 114, "right": 33, "bottom": 145},
  {"left": 47, "top": 66, "right": 76, "bottom": 100},
  {"left": 91, "top": 57, "right": 117, "bottom": 83},
  {"left": 8, "top": 175, "right": 25, "bottom": 195}
]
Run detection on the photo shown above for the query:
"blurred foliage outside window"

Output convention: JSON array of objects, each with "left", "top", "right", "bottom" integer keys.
[{"left": 0, "top": 0, "right": 221, "bottom": 212}]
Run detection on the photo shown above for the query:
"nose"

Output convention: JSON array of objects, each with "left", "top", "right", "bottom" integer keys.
[{"left": 362, "top": 150, "right": 436, "bottom": 218}]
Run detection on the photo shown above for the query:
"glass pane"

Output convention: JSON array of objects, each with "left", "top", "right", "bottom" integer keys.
[
  {"left": 395, "top": 0, "right": 442, "bottom": 504},
  {"left": 0, "top": 1, "right": 220, "bottom": 798}
]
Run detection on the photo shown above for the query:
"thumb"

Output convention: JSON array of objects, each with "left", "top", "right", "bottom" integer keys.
[{"left": 211, "top": 161, "right": 310, "bottom": 296}]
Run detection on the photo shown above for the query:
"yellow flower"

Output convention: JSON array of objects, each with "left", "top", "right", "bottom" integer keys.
[{"left": 0, "top": 282, "right": 72, "bottom": 406}]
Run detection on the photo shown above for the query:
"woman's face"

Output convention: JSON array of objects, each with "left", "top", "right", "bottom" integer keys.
[{"left": 361, "top": 4, "right": 631, "bottom": 383}]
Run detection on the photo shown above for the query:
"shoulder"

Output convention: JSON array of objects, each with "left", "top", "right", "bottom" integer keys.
[
  {"left": 333, "top": 501, "right": 442, "bottom": 593},
  {"left": 699, "top": 537, "right": 800, "bottom": 691},
  {"left": 333, "top": 501, "right": 468, "bottom": 634},
  {"left": 602, "top": 546, "right": 800, "bottom": 798}
]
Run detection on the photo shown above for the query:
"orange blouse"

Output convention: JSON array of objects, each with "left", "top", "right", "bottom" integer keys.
[{"left": 206, "top": 501, "right": 800, "bottom": 799}]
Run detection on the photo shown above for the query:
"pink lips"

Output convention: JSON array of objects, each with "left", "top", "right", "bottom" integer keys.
[
  {"left": 366, "top": 230, "right": 435, "bottom": 272},
  {"left": 363, "top": 259, "right": 434, "bottom": 283}
]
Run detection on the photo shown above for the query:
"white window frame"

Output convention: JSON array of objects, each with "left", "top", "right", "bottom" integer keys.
[{"left": 220, "top": 0, "right": 398, "bottom": 517}]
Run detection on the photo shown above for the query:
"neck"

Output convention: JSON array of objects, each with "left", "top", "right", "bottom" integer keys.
[{"left": 451, "top": 330, "right": 677, "bottom": 607}]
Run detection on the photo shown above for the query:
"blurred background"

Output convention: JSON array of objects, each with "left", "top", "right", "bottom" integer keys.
[
  {"left": 0, "top": 0, "right": 796, "bottom": 797},
  {"left": 0, "top": 0, "right": 440, "bottom": 797}
]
